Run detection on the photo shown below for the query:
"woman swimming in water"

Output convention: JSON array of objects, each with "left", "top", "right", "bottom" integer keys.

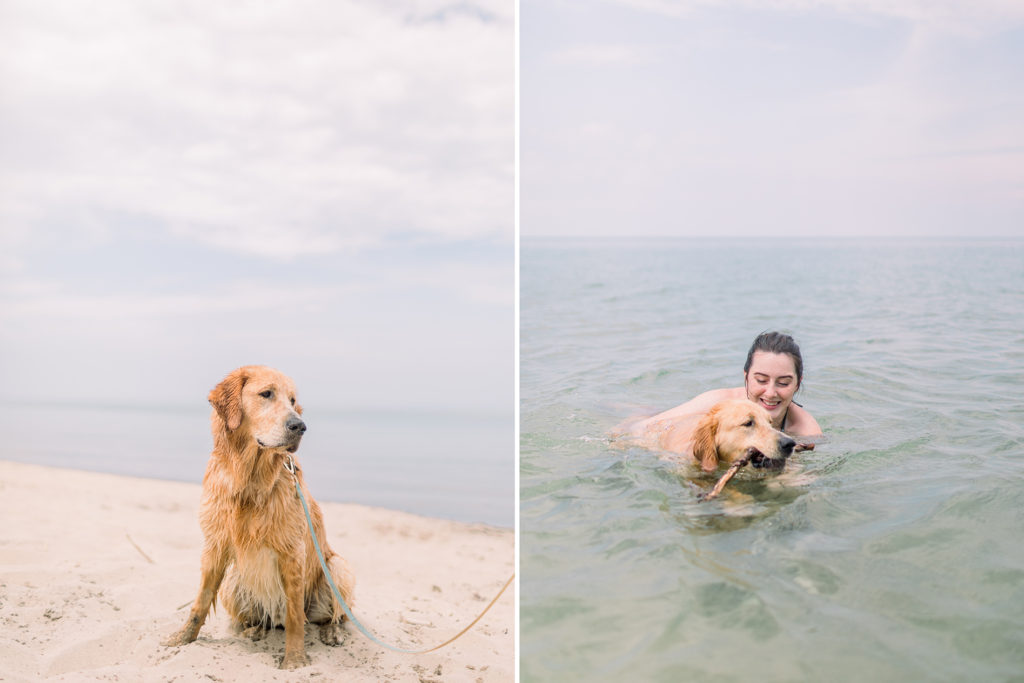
[{"left": 629, "top": 331, "right": 822, "bottom": 455}]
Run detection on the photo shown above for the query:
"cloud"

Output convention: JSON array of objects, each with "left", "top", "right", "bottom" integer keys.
[
  {"left": 0, "top": 280, "right": 345, "bottom": 321},
  {"left": 552, "top": 43, "right": 654, "bottom": 66},
  {"left": 602, "top": 0, "right": 1024, "bottom": 30},
  {"left": 523, "top": 0, "right": 1024, "bottom": 238},
  {"left": 0, "top": 0, "right": 513, "bottom": 261}
]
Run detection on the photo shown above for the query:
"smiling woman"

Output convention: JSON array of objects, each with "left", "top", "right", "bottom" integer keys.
[
  {"left": 741, "top": 331, "right": 820, "bottom": 436},
  {"left": 623, "top": 331, "right": 822, "bottom": 458}
]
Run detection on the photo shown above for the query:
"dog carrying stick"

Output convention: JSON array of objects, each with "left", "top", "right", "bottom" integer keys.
[{"left": 698, "top": 453, "right": 752, "bottom": 502}]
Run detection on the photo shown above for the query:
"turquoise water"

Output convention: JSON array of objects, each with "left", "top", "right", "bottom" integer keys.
[
  {"left": 520, "top": 238, "right": 1024, "bottom": 681},
  {"left": 0, "top": 401, "right": 513, "bottom": 527}
]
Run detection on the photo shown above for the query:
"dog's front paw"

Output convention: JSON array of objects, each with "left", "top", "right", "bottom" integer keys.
[
  {"left": 241, "top": 625, "right": 267, "bottom": 642},
  {"left": 318, "top": 622, "right": 344, "bottom": 646},
  {"left": 162, "top": 627, "right": 198, "bottom": 648},
  {"left": 280, "top": 650, "right": 311, "bottom": 669}
]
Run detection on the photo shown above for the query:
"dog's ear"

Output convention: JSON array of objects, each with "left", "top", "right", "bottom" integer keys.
[
  {"left": 691, "top": 408, "right": 720, "bottom": 472},
  {"left": 209, "top": 368, "right": 247, "bottom": 432}
]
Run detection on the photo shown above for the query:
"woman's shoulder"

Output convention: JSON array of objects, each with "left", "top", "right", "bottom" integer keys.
[{"left": 787, "top": 402, "right": 822, "bottom": 436}]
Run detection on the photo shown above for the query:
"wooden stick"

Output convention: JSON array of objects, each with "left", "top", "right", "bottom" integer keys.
[
  {"left": 126, "top": 533, "right": 155, "bottom": 564},
  {"left": 698, "top": 454, "right": 751, "bottom": 502}
]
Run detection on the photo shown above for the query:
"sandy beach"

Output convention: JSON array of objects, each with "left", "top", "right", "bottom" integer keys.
[{"left": 0, "top": 460, "right": 514, "bottom": 682}]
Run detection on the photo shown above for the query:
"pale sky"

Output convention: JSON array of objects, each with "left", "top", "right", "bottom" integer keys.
[
  {"left": 522, "top": 0, "right": 1024, "bottom": 238},
  {"left": 0, "top": 0, "right": 513, "bottom": 414}
]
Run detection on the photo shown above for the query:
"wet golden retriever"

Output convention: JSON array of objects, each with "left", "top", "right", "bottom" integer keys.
[
  {"left": 689, "top": 399, "right": 796, "bottom": 472},
  {"left": 164, "top": 365, "right": 355, "bottom": 669},
  {"left": 625, "top": 398, "right": 796, "bottom": 472}
]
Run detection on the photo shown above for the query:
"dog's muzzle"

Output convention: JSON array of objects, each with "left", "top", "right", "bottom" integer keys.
[
  {"left": 284, "top": 416, "right": 306, "bottom": 452},
  {"left": 257, "top": 416, "right": 307, "bottom": 453},
  {"left": 748, "top": 449, "right": 783, "bottom": 469},
  {"left": 748, "top": 434, "right": 796, "bottom": 469}
]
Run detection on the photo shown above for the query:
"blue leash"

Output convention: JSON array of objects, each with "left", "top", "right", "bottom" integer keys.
[{"left": 287, "top": 457, "right": 514, "bottom": 654}]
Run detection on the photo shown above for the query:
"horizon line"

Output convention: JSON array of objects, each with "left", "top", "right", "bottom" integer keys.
[{"left": 521, "top": 234, "right": 1024, "bottom": 242}]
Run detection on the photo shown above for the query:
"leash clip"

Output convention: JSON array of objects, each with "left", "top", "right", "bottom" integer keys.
[{"left": 284, "top": 453, "right": 297, "bottom": 477}]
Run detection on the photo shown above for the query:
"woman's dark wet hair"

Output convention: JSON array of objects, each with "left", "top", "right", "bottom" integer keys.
[{"left": 743, "top": 331, "right": 804, "bottom": 387}]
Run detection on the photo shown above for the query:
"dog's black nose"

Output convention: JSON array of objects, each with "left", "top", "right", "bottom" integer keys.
[
  {"left": 286, "top": 416, "right": 306, "bottom": 434},
  {"left": 780, "top": 434, "right": 796, "bottom": 455}
]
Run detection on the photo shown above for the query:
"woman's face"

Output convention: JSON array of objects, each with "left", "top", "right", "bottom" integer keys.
[{"left": 744, "top": 351, "right": 799, "bottom": 427}]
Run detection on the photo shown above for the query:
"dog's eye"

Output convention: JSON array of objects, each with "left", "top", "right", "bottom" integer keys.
[
  {"left": 290, "top": 397, "right": 295, "bottom": 406},
  {"left": 259, "top": 390, "right": 272, "bottom": 399},
  {"left": 743, "top": 418, "right": 754, "bottom": 427}
]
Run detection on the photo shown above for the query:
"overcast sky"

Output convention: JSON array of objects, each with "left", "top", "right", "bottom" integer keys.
[
  {"left": 522, "top": 0, "right": 1024, "bottom": 238},
  {"left": 0, "top": 0, "right": 513, "bottom": 414}
]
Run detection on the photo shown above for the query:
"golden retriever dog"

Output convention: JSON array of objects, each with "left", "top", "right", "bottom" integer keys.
[
  {"left": 164, "top": 365, "right": 355, "bottom": 669},
  {"left": 622, "top": 398, "right": 796, "bottom": 473},
  {"left": 690, "top": 399, "right": 796, "bottom": 472}
]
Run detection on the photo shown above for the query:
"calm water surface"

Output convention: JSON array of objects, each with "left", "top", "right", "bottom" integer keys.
[{"left": 521, "top": 238, "right": 1024, "bottom": 681}]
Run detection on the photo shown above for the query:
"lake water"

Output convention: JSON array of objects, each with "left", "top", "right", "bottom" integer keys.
[
  {"left": 0, "top": 401, "right": 513, "bottom": 527},
  {"left": 520, "top": 238, "right": 1024, "bottom": 681}
]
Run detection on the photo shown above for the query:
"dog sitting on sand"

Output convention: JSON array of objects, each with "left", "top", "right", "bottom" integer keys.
[{"left": 164, "top": 365, "right": 355, "bottom": 669}]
